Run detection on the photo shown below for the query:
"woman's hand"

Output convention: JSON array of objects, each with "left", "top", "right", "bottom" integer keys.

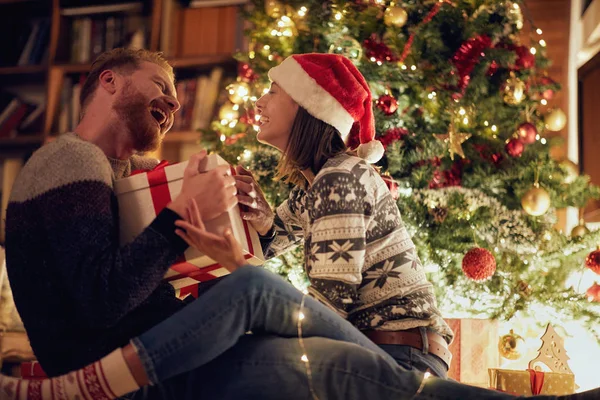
[
  {"left": 175, "top": 199, "right": 246, "bottom": 272},
  {"left": 234, "top": 165, "right": 274, "bottom": 235}
]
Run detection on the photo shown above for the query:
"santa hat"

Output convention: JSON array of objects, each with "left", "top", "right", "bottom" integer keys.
[{"left": 268, "top": 53, "right": 384, "bottom": 163}]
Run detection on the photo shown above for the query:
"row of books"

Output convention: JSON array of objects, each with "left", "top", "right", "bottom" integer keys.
[
  {"left": 55, "top": 75, "right": 85, "bottom": 134},
  {"left": 2, "top": 18, "right": 50, "bottom": 67},
  {"left": 173, "top": 67, "right": 224, "bottom": 132},
  {"left": 0, "top": 92, "right": 45, "bottom": 138},
  {"left": 70, "top": 15, "right": 147, "bottom": 64}
]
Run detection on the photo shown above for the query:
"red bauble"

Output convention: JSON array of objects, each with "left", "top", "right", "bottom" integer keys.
[
  {"left": 381, "top": 175, "right": 399, "bottom": 201},
  {"left": 515, "top": 46, "right": 536, "bottom": 69},
  {"left": 585, "top": 250, "right": 600, "bottom": 274},
  {"left": 364, "top": 34, "right": 398, "bottom": 62},
  {"left": 505, "top": 138, "right": 524, "bottom": 157},
  {"left": 376, "top": 95, "right": 399, "bottom": 116},
  {"left": 462, "top": 248, "right": 496, "bottom": 281},
  {"left": 379, "top": 127, "right": 409, "bottom": 149},
  {"left": 586, "top": 283, "right": 600, "bottom": 302},
  {"left": 517, "top": 122, "right": 537, "bottom": 144}
]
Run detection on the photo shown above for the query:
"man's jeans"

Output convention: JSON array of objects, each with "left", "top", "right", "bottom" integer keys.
[{"left": 129, "top": 267, "right": 529, "bottom": 399}]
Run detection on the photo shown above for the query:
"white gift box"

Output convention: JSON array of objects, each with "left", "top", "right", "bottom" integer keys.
[{"left": 114, "top": 154, "right": 264, "bottom": 289}]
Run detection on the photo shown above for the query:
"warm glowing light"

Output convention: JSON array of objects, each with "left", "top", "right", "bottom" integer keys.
[
  {"left": 539, "top": 39, "right": 546, "bottom": 47},
  {"left": 536, "top": 28, "right": 543, "bottom": 35},
  {"left": 220, "top": 134, "right": 226, "bottom": 142},
  {"left": 530, "top": 47, "right": 537, "bottom": 55},
  {"left": 335, "top": 12, "right": 342, "bottom": 20},
  {"left": 301, "top": 354, "right": 309, "bottom": 362},
  {"left": 298, "top": 312, "right": 305, "bottom": 320},
  {"left": 458, "top": 108, "right": 466, "bottom": 116},
  {"left": 541, "top": 99, "right": 548, "bottom": 105},
  {"left": 491, "top": 125, "right": 497, "bottom": 132}
]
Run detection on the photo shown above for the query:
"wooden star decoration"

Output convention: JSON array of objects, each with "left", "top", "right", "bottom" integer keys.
[{"left": 434, "top": 122, "right": 472, "bottom": 160}]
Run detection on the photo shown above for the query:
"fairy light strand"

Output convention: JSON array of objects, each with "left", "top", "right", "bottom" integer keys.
[{"left": 298, "top": 294, "right": 320, "bottom": 400}]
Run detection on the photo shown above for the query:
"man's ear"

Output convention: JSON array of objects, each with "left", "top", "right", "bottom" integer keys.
[{"left": 98, "top": 70, "right": 117, "bottom": 94}]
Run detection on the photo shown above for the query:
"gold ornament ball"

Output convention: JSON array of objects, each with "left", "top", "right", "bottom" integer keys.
[
  {"left": 226, "top": 81, "right": 250, "bottom": 104},
  {"left": 560, "top": 159, "right": 579, "bottom": 184},
  {"left": 265, "top": 0, "right": 284, "bottom": 18},
  {"left": 218, "top": 103, "right": 239, "bottom": 122},
  {"left": 328, "top": 36, "right": 363, "bottom": 65},
  {"left": 571, "top": 221, "right": 590, "bottom": 238},
  {"left": 384, "top": 6, "right": 408, "bottom": 27},
  {"left": 498, "top": 329, "right": 526, "bottom": 360},
  {"left": 545, "top": 108, "right": 567, "bottom": 132},
  {"left": 503, "top": 74, "right": 526, "bottom": 105},
  {"left": 521, "top": 185, "right": 551, "bottom": 216}
]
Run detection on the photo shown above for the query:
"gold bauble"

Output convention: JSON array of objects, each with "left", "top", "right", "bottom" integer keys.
[
  {"left": 265, "top": 0, "right": 285, "bottom": 18},
  {"left": 384, "top": 6, "right": 408, "bottom": 27},
  {"left": 560, "top": 159, "right": 579, "bottom": 184},
  {"left": 545, "top": 108, "right": 567, "bottom": 132},
  {"left": 226, "top": 81, "right": 250, "bottom": 104},
  {"left": 218, "top": 102, "right": 239, "bottom": 122},
  {"left": 498, "top": 329, "right": 526, "bottom": 360},
  {"left": 503, "top": 73, "right": 526, "bottom": 105},
  {"left": 571, "top": 219, "right": 590, "bottom": 238},
  {"left": 521, "top": 184, "right": 551, "bottom": 216}
]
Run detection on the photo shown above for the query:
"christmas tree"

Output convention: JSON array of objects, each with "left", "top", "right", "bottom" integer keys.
[{"left": 201, "top": 0, "right": 600, "bottom": 339}]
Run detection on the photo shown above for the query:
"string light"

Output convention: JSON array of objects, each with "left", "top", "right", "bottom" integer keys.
[
  {"left": 220, "top": 134, "right": 226, "bottom": 142},
  {"left": 298, "top": 312, "right": 305, "bottom": 320},
  {"left": 301, "top": 354, "right": 309, "bottom": 362},
  {"left": 334, "top": 12, "right": 342, "bottom": 20},
  {"left": 541, "top": 99, "right": 548, "bottom": 105},
  {"left": 463, "top": 117, "right": 469, "bottom": 125},
  {"left": 411, "top": 65, "right": 417, "bottom": 71},
  {"left": 401, "top": 64, "right": 407, "bottom": 70},
  {"left": 491, "top": 125, "right": 498, "bottom": 132},
  {"left": 530, "top": 47, "right": 537, "bottom": 55},
  {"left": 535, "top": 134, "right": 541, "bottom": 141},
  {"left": 228, "top": 121, "right": 237, "bottom": 128},
  {"left": 536, "top": 28, "right": 543, "bottom": 35},
  {"left": 541, "top": 138, "right": 547, "bottom": 144},
  {"left": 298, "top": 6, "right": 307, "bottom": 17},
  {"left": 484, "top": 121, "right": 489, "bottom": 126},
  {"left": 539, "top": 39, "right": 546, "bottom": 47},
  {"left": 458, "top": 108, "right": 466, "bottom": 116}
]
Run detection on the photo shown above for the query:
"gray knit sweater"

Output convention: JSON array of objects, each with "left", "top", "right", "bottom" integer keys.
[{"left": 5, "top": 133, "right": 189, "bottom": 376}]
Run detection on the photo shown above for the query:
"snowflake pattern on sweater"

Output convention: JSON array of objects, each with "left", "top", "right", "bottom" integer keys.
[{"left": 265, "top": 154, "right": 453, "bottom": 342}]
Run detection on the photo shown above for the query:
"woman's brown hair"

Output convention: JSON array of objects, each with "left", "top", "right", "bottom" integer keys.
[{"left": 276, "top": 106, "right": 348, "bottom": 187}]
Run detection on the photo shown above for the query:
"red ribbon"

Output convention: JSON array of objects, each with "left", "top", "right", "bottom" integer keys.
[{"left": 527, "top": 369, "right": 545, "bottom": 395}]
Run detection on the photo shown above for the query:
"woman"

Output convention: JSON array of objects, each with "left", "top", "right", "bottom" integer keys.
[{"left": 233, "top": 53, "right": 453, "bottom": 377}]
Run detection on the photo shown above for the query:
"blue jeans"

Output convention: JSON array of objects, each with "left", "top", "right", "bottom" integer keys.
[{"left": 129, "top": 267, "right": 573, "bottom": 399}]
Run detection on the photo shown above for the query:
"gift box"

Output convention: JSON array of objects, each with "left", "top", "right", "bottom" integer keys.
[
  {"left": 114, "top": 154, "right": 264, "bottom": 287},
  {"left": 488, "top": 324, "right": 576, "bottom": 396},
  {"left": 20, "top": 361, "right": 47, "bottom": 379},
  {"left": 445, "top": 318, "right": 500, "bottom": 387},
  {"left": 488, "top": 368, "right": 575, "bottom": 395}
]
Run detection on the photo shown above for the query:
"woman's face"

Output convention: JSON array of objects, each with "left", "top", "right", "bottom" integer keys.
[{"left": 255, "top": 82, "right": 299, "bottom": 152}]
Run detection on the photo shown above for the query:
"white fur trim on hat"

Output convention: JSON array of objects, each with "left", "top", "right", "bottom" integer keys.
[
  {"left": 357, "top": 139, "right": 385, "bottom": 164},
  {"left": 268, "top": 57, "right": 355, "bottom": 140}
]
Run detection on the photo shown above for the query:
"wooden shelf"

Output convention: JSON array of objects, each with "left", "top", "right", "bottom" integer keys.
[
  {"left": 163, "top": 131, "right": 201, "bottom": 143},
  {"left": 0, "top": 65, "right": 47, "bottom": 75},
  {"left": 54, "top": 63, "right": 92, "bottom": 74},
  {"left": 170, "top": 54, "right": 235, "bottom": 69},
  {"left": 61, "top": 2, "right": 143, "bottom": 17}
]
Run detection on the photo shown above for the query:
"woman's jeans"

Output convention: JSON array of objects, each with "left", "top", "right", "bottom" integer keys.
[{"left": 130, "top": 266, "right": 559, "bottom": 399}]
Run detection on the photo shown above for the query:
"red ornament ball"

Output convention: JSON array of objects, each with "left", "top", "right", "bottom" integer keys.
[
  {"left": 517, "top": 122, "right": 537, "bottom": 144},
  {"left": 238, "top": 62, "right": 258, "bottom": 83},
  {"left": 505, "top": 138, "right": 524, "bottom": 158},
  {"left": 585, "top": 250, "right": 600, "bottom": 274},
  {"left": 515, "top": 45, "right": 536, "bottom": 69},
  {"left": 376, "top": 95, "right": 399, "bottom": 115},
  {"left": 586, "top": 283, "right": 600, "bottom": 302},
  {"left": 462, "top": 248, "right": 497, "bottom": 281}
]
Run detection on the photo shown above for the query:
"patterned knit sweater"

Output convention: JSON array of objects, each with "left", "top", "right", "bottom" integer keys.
[
  {"left": 5, "top": 133, "right": 189, "bottom": 376},
  {"left": 265, "top": 153, "right": 453, "bottom": 342}
]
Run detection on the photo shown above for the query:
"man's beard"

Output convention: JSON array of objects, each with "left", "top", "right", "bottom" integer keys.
[{"left": 112, "top": 81, "right": 162, "bottom": 153}]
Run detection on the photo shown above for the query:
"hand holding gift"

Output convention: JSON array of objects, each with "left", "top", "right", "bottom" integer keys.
[
  {"left": 175, "top": 198, "right": 246, "bottom": 273},
  {"left": 234, "top": 165, "right": 274, "bottom": 235},
  {"left": 168, "top": 150, "right": 238, "bottom": 222}
]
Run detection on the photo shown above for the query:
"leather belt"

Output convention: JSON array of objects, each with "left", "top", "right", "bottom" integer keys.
[{"left": 363, "top": 328, "right": 452, "bottom": 368}]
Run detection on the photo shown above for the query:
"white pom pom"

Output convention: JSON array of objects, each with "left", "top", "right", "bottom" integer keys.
[{"left": 357, "top": 140, "right": 385, "bottom": 163}]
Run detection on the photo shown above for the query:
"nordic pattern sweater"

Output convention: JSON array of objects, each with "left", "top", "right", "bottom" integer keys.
[
  {"left": 264, "top": 153, "right": 453, "bottom": 342},
  {"left": 5, "top": 133, "right": 189, "bottom": 376}
]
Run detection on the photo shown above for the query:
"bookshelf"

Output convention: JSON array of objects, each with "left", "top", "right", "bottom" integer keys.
[{"left": 0, "top": 0, "right": 240, "bottom": 154}]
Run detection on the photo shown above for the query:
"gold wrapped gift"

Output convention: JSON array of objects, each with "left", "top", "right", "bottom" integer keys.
[{"left": 488, "top": 368, "right": 575, "bottom": 396}]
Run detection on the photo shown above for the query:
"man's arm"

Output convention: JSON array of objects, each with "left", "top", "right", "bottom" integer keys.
[{"left": 7, "top": 141, "right": 187, "bottom": 329}]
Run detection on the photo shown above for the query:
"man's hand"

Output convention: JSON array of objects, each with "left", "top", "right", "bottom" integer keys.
[
  {"left": 234, "top": 165, "right": 274, "bottom": 235},
  {"left": 168, "top": 151, "right": 238, "bottom": 221},
  {"left": 175, "top": 199, "right": 246, "bottom": 272}
]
